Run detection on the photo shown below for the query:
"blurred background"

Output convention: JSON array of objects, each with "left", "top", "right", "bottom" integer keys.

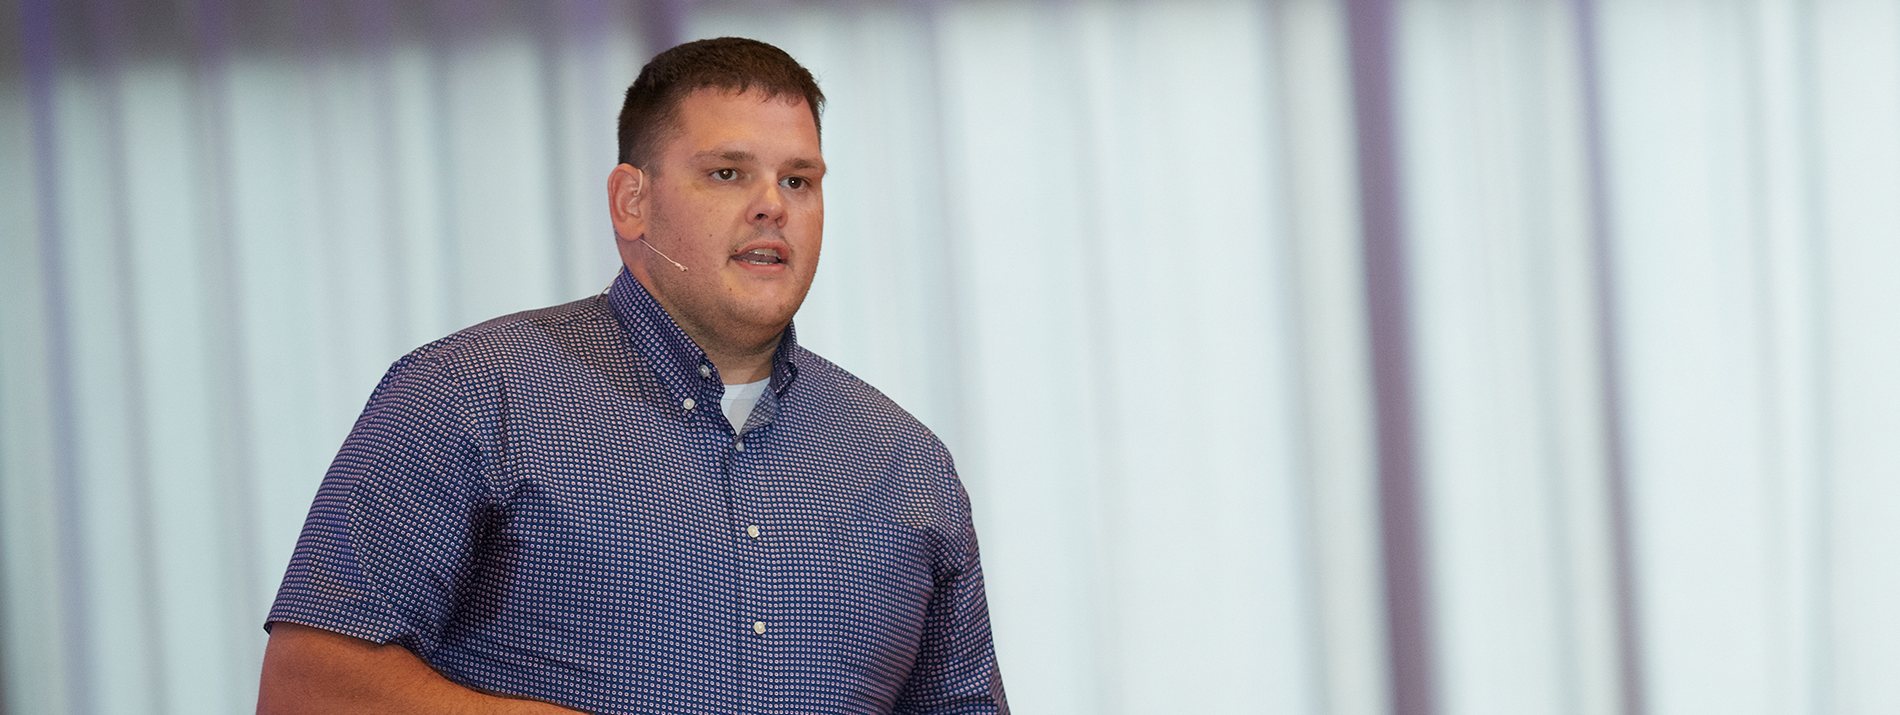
[{"left": 3, "top": 0, "right": 1898, "bottom": 713}]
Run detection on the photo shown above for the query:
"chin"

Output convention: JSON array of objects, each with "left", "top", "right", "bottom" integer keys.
[
  {"left": 738, "top": 309, "right": 800, "bottom": 334},
  {"left": 737, "top": 291, "right": 807, "bottom": 324},
  {"left": 719, "top": 297, "right": 795, "bottom": 328}
]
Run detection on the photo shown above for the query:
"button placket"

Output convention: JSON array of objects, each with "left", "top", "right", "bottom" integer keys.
[{"left": 725, "top": 417, "right": 772, "bottom": 680}]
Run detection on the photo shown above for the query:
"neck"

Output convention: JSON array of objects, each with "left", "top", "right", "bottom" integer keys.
[
  {"left": 698, "top": 333, "right": 780, "bottom": 385},
  {"left": 620, "top": 259, "right": 787, "bottom": 385}
]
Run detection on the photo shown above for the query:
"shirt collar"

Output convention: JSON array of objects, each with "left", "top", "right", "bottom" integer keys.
[{"left": 604, "top": 268, "right": 801, "bottom": 403}]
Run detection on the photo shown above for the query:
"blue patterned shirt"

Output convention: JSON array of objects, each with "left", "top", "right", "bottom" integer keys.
[{"left": 267, "top": 269, "right": 1008, "bottom": 714}]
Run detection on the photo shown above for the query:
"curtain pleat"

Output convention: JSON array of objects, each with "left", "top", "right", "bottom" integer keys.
[{"left": 3, "top": 1, "right": 1895, "bottom": 713}]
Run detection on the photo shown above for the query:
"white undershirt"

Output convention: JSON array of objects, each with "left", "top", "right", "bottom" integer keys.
[{"left": 721, "top": 378, "right": 770, "bottom": 434}]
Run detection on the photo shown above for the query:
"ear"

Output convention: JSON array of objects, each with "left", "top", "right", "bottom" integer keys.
[{"left": 608, "top": 163, "right": 648, "bottom": 242}]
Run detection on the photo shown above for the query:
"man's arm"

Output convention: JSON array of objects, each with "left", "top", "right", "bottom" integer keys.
[
  {"left": 258, "top": 622, "right": 582, "bottom": 715},
  {"left": 893, "top": 473, "right": 1010, "bottom": 714},
  {"left": 264, "top": 354, "right": 551, "bottom": 712}
]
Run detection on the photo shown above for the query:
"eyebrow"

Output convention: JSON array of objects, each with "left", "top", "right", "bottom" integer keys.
[{"left": 694, "top": 149, "right": 757, "bottom": 164}]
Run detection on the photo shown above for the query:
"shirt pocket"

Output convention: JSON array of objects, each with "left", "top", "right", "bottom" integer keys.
[
  {"left": 784, "top": 517, "right": 938, "bottom": 673},
  {"left": 459, "top": 471, "right": 645, "bottom": 672}
]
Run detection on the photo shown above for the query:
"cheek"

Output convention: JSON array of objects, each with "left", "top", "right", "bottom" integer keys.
[
  {"left": 666, "top": 190, "right": 736, "bottom": 232},
  {"left": 803, "top": 205, "right": 825, "bottom": 243}
]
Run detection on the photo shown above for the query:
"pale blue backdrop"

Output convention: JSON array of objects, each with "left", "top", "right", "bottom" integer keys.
[{"left": 3, "top": 1, "right": 1897, "bottom": 713}]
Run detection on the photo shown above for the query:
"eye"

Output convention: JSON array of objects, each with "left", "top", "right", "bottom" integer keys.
[
  {"left": 711, "top": 168, "right": 739, "bottom": 181},
  {"left": 781, "top": 176, "right": 808, "bottom": 190}
]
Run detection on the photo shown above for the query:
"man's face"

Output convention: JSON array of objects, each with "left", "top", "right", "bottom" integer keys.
[{"left": 616, "top": 88, "right": 825, "bottom": 351}]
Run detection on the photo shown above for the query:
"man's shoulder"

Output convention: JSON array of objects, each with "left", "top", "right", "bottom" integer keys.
[
  {"left": 397, "top": 294, "right": 614, "bottom": 373},
  {"left": 787, "top": 346, "right": 947, "bottom": 454}
]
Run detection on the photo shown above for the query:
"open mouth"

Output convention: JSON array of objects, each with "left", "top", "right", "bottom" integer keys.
[{"left": 734, "top": 247, "right": 784, "bottom": 265}]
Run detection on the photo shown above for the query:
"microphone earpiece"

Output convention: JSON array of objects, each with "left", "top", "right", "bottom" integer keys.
[{"left": 640, "top": 238, "right": 688, "bottom": 272}]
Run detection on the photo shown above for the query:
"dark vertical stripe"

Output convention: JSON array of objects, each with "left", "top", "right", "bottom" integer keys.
[
  {"left": 20, "top": 1, "right": 95, "bottom": 712},
  {"left": 80, "top": 0, "right": 171, "bottom": 710},
  {"left": 189, "top": 0, "right": 265, "bottom": 651},
  {"left": 1262, "top": 1, "right": 1335, "bottom": 712},
  {"left": 1566, "top": 1, "right": 1648, "bottom": 714},
  {"left": 1789, "top": 1, "right": 1833, "bottom": 712},
  {"left": 1342, "top": 1, "right": 1436, "bottom": 714},
  {"left": 0, "top": 3, "right": 18, "bottom": 706}
]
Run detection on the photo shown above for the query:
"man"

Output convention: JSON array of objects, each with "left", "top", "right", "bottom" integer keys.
[{"left": 258, "top": 37, "right": 1008, "bottom": 714}]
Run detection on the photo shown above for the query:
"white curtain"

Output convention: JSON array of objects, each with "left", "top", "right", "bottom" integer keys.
[{"left": 3, "top": 1, "right": 1896, "bottom": 713}]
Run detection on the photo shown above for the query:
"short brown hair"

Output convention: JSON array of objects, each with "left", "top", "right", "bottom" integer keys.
[{"left": 616, "top": 37, "right": 825, "bottom": 169}]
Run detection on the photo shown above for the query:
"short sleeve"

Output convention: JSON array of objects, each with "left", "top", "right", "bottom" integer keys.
[
  {"left": 265, "top": 352, "right": 490, "bottom": 659},
  {"left": 894, "top": 472, "right": 1010, "bottom": 714}
]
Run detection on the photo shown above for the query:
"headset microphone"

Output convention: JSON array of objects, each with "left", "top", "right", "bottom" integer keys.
[{"left": 640, "top": 238, "right": 688, "bottom": 272}]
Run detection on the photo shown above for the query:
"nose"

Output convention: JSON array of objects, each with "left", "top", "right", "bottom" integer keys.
[{"left": 750, "top": 181, "right": 787, "bottom": 227}]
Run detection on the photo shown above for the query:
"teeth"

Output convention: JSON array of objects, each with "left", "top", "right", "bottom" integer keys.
[{"left": 736, "top": 247, "right": 782, "bottom": 264}]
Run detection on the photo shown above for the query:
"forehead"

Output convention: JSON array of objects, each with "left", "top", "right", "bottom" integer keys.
[{"left": 662, "top": 88, "right": 821, "bottom": 159}]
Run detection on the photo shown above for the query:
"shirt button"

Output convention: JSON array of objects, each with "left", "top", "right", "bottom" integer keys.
[
  {"left": 734, "top": 440, "right": 746, "bottom": 452},
  {"left": 752, "top": 620, "right": 767, "bottom": 635},
  {"left": 698, "top": 364, "right": 712, "bottom": 379},
  {"left": 746, "top": 525, "right": 760, "bottom": 539},
  {"left": 681, "top": 397, "right": 696, "bottom": 411}
]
